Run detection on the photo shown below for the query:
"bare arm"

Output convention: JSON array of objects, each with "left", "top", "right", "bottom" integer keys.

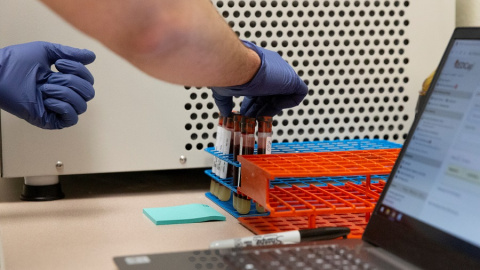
[{"left": 39, "top": 0, "right": 260, "bottom": 87}]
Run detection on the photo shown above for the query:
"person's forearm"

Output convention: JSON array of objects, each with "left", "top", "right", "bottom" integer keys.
[{"left": 39, "top": 0, "right": 260, "bottom": 87}]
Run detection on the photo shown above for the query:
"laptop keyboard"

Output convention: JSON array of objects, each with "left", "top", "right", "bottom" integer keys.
[{"left": 221, "top": 244, "right": 376, "bottom": 270}]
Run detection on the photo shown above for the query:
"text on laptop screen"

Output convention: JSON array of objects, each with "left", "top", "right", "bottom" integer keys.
[{"left": 383, "top": 40, "right": 480, "bottom": 247}]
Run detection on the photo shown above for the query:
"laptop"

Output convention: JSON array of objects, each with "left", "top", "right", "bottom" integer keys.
[{"left": 114, "top": 27, "right": 480, "bottom": 270}]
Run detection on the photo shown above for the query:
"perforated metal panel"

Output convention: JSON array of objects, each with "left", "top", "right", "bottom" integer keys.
[{"left": 184, "top": 0, "right": 417, "bottom": 152}]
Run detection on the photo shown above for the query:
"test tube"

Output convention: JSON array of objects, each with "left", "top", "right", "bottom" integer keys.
[
  {"left": 232, "top": 113, "right": 243, "bottom": 210},
  {"left": 255, "top": 116, "right": 274, "bottom": 213},
  {"left": 225, "top": 115, "right": 235, "bottom": 179},
  {"left": 236, "top": 116, "right": 256, "bottom": 215},
  {"left": 215, "top": 115, "right": 226, "bottom": 178},
  {"left": 241, "top": 116, "right": 256, "bottom": 155},
  {"left": 232, "top": 113, "right": 243, "bottom": 187},
  {"left": 256, "top": 116, "right": 273, "bottom": 155},
  {"left": 217, "top": 115, "right": 234, "bottom": 201},
  {"left": 218, "top": 115, "right": 231, "bottom": 179},
  {"left": 210, "top": 115, "right": 224, "bottom": 197},
  {"left": 217, "top": 115, "right": 233, "bottom": 201}
]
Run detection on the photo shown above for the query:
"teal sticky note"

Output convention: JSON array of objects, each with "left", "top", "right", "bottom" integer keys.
[{"left": 143, "top": 204, "right": 226, "bottom": 225}]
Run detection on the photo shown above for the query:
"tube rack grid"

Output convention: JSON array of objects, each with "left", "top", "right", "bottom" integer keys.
[
  {"left": 205, "top": 171, "right": 389, "bottom": 219},
  {"left": 205, "top": 139, "right": 401, "bottom": 238},
  {"left": 204, "top": 139, "right": 402, "bottom": 167},
  {"left": 238, "top": 213, "right": 369, "bottom": 239}
]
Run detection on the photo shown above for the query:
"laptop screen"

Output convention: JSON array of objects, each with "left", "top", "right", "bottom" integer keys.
[
  {"left": 364, "top": 28, "right": 480, "bottom": 269},
  {"left": 382, "top": 39, "right": 480, "bottom": 247}
]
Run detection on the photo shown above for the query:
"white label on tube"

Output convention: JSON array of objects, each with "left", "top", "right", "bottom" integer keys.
[
  {"left": 266, "top": 136, "right": 272, "bottom": 154},
  {"left": 239, "top": 136, "right": 244, "bottom": 156},
  {"left": 212, "top": 126, "right": 222, "bottom": 173},
  {"left": 215, "top": 126, "right": 225, "bottom": 175},
  {"left": 237, "top": 136, "right": 244, "bottom": 186},
  {"left": 237, "top": 168, "right": 242, "bottom": 187},
  {"left": 219, "top": 129, "right": 231, "bottom": 179}
]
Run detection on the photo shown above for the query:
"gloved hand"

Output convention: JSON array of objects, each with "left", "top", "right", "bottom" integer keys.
[
  {"left": 211, "top": 40, "right": 307, "bottom": 117},
  {"left": 0, "top": 41, "right": 96, "bottom": 129}
]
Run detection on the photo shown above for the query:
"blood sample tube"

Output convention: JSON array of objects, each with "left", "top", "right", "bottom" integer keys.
[
  {"left": 212, "top": 116, "right": 224, "bottom": 175},
  {"left": 231, "top": 113, "right": 243, "bottom": 210},
  {"left": 217, "top": 115, "right": 234, "bottom": 201},
  {"left": 241, "top": 116, "right": 256, "bottom": 155},
  {"left": 218, "top": 115, "right": 231, "bottom": 179},
  {"left": 210, "top": 115, "right": 224, "bottom": 197},
  {"left": 256, "top": 116, "right": 273, "bottom": 155},
  {"left": 232, "top": 113, "right": 243, "bottom": 187},
  {"left": 215, "top": 115, "right": 226, "bottom": 177},
  {"left": 237, "top": 116, "right": 256, "bottom": 214},
  {"left": 225, "top": 115, "right": 235, "bottom": 178},
  {"left": 255, "top": 116, "right": 273, "bottom": 213}
]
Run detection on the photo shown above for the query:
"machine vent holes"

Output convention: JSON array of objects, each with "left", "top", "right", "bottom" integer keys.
[{"left": 184, "top": 0, "right": 412, "bottom": 151}]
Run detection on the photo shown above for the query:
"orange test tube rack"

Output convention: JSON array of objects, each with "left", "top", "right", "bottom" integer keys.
[{"left": 236, "top": 149, "right": 400, "bottom": 231}]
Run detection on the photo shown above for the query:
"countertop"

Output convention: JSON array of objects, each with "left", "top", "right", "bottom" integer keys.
[{"left": 0, "top": 169, "right": 252, "bottom": 270}]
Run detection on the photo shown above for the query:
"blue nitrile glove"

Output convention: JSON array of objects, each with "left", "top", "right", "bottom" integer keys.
[
  {"left": 0, "top": 41, "right": 96, "bottom": 129},
  {"left": 211, "top": 40, "right": 308, "bottom": 117}
]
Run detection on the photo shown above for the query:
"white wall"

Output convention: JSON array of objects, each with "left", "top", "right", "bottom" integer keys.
[{"left": 457, "top": 0, "right": 480, "bottom": 26}]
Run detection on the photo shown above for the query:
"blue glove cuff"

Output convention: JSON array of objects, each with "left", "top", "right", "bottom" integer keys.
[
  {"left": 211, "top": 40, "right": 266, "bottom": 95},
  {"left": 211, "top": 40, "right": 307, "bottom": 117},
  {"left": 231, "top": 40, "right": 266, "bottom": 91}
]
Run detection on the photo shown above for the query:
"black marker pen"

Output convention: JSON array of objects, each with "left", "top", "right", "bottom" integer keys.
[{"left": 209, "top": 227, "right": 350, "bottom": 249}]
